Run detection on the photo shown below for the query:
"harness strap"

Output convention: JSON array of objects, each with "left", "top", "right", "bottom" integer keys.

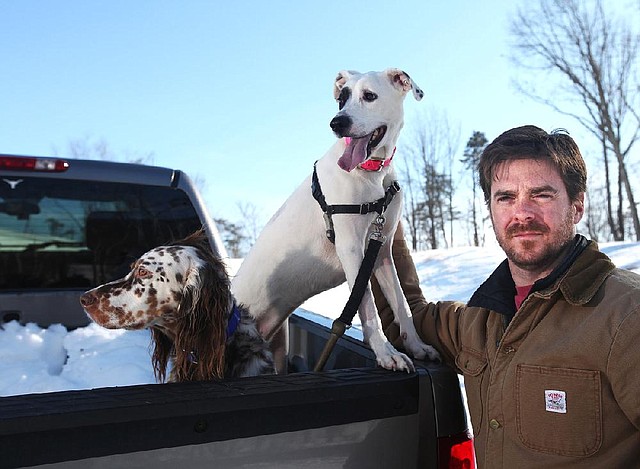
[{"left": 311, "top": 162, "right": 400, "bottom": 243}]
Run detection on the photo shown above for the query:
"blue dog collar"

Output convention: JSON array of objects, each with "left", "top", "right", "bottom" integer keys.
[{"left": 226, "top": 303, "right": 241, "bottom": 340}]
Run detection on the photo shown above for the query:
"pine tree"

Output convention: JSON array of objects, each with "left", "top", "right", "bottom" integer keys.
[{"left": 461, "top": 131, "right": 488, "bottom": 247}]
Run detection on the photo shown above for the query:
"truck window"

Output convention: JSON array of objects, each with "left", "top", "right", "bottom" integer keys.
[{"left": 0, "top": 177, "right": 202, "bottom": 290}]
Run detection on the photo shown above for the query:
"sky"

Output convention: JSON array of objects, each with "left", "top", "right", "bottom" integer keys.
[
  {"left": 2, "top": 0, "right": 624, "bottom": 226},
  {"left": 2, "top": 239, "right": 639, "bottom": 396}
]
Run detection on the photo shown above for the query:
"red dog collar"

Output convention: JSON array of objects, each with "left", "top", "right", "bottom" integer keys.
[{"left": 359, "top": 150, "right": 395, "bottom": 171}]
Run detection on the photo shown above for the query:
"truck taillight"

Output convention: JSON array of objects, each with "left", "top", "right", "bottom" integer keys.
[
  {"left": 0, "top": 156, "right": 69, "bottom": 172},
  {"left": 438, "top": 430, "right": 476, "bottom": 469}
]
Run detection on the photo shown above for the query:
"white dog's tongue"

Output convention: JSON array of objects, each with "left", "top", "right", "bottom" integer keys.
[{"left": 338, "top": 136, "right": 369, "bottom": 172}]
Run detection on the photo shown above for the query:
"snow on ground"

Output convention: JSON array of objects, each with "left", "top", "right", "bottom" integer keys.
[
  {"left": 1, "top": 241, "right": 639, "bottom": 397},
  {"left": 0, "top": 322, "right": 155, "bottom": 396}
]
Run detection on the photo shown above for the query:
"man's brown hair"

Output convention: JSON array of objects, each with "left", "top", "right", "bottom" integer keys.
[{"left": 478, "top": 125, "right": 587, "bottom": 204}]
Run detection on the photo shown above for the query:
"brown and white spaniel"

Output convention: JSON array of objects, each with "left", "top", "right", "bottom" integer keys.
[{"left": 80, "top": 230, "right": 274, "bottom": 382}]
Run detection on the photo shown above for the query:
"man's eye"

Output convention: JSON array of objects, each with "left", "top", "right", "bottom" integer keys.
[{"left": 363, "top": 91, "right": 378, "bottom": 102}]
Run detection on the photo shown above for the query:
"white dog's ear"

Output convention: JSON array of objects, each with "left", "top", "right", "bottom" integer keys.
[
  {"left": 334, "top": 70, "right": 358, "bottom": 99},
  {"left": 386, "top": 68, "right": 424, "bottom": 101}
]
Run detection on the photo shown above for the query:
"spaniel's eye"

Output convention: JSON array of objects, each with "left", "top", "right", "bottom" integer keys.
[{"left": 136, "top": 266, "right": 152, "bottom": 278}]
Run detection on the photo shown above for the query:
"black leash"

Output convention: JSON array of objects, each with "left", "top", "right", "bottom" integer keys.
[
  {"left": 311, "top": 162, "right": 400, "bottom": 371},
  {"left": 314, "top": 234, "right": 384, "bottom": 371}
]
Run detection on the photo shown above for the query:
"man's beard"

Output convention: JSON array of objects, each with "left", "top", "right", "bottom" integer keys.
[{"left": 495, "top": 216, "right": 575, "bottom": 273}]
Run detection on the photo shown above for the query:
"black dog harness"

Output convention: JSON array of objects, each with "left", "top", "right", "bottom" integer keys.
[
  {"left": 311, "top": 161, "right": 400, "bottom": 244},
  {"left": 310, "top": 161, "right": 401, "bottom": 371}
]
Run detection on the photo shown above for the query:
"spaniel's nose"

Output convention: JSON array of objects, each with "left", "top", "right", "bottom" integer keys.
[{"left": 80, "top": 292, "right": 97, "bottom": 307}]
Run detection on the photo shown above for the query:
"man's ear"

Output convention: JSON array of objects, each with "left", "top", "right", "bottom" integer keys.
[{"left": 573, "top": 192, "right": 585, "bottom": 223}]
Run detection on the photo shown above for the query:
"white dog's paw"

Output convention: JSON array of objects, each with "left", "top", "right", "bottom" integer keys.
[
  {"left": 401, "top": 330, "right": 441, "bottom": 362},
  {"left": 409, "top": 342, "right": 441, "bottom": 362},
  {"left": 374, "top": 342, "right": 415, "bottom": 373}
]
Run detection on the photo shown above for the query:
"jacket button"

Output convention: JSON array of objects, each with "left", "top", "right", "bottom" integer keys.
[{"left": 489, "top": 419, "right": 501, "bottom": 430}]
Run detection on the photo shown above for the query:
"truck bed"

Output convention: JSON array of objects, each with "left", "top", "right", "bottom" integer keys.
[{"left": 1, "top": 313, "right": 467, "bottom": 469}]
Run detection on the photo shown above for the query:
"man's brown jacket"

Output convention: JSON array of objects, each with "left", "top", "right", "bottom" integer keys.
[{"left": 375, "top": 236, "right": 640, "bottom": 468}]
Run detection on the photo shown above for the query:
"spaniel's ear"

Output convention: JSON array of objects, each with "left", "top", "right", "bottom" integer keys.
[
  {"left": 172, "top": 259, "right": 229, "bottom": 381},
  {"left": 150, "top": 328, "right": 173, "bottom": 383}
]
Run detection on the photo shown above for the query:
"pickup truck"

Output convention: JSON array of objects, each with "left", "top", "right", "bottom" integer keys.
[{"left": 0, "top": 154, "right": 475, "bottom": 469}]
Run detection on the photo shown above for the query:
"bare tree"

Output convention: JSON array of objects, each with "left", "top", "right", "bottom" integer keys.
[
  {"left": 582, "top": 185, "right": 609, "bottom": 241},
  {"left": 509, "top": 0, "right": 640, "bottom": 240},
  {"left": 61, "top": 136, "right": 155, "bottom": 165},
  {"left": 398, "top": 108, "right": 461, "bottom": 249},
  {"left": 215, "top": 218, "right": 247, "bottom": 258},
  {"left": 63, "top": 137, "right": 112, "bottom": 160},
  {"left": 236, "top": 201, "right": 264, "bottom": 251},
  {"left": 398, "top": 152, "right": 422, "bottom": 250}
]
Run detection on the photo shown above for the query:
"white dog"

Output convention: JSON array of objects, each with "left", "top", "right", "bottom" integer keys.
[{"left": 232, "top": 69, "right": 440, "bottom": 373}]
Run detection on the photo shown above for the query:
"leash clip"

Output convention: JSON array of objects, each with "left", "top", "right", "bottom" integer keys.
[
  {"left": 370, "top": 214, "right": 387, "bottom": 242},
  {"left": 370, "top": 231, "right": 386, "bottom": 242}
]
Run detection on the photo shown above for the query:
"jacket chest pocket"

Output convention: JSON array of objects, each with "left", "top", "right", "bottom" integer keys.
[{"left": 516, "top": 364, "right": 602, "bottom": 457}]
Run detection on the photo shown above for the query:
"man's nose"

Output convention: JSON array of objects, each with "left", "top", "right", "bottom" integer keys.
[{"left": 513, "top": 198, "right": 536, "bottom": 221}]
